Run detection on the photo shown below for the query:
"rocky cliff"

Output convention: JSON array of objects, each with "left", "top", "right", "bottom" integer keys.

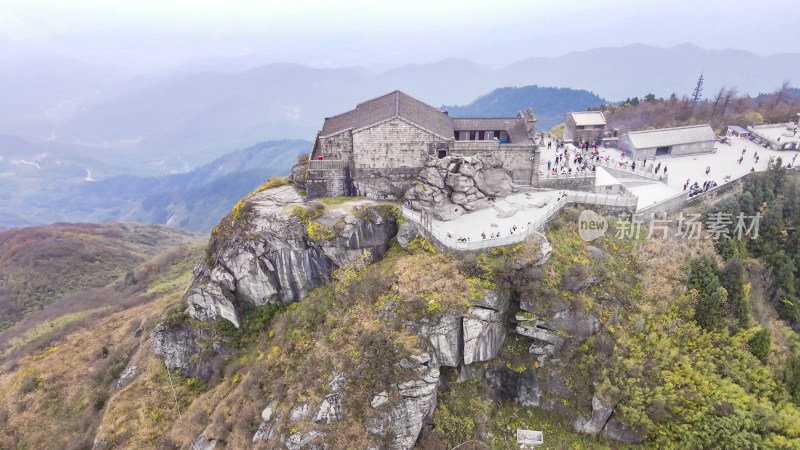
[
  {"left": 146, "top": 183, "right": 646, "bottom": 449},
  {"left": 184, "top": 185, "right": 399, "bottom": 328}
]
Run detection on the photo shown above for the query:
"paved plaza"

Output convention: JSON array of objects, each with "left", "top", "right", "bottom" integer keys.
[{"left": 431, "top": 135, "right": 799, "bottom": 242}]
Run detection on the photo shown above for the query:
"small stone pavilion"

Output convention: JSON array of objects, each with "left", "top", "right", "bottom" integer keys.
[{"left": 306, "top": 91, "right": 540, "bottom": 198}]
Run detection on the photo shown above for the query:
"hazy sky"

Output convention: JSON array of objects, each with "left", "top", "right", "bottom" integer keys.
[{"left": 0, "top": 0, "right": 797, "bottom": 71}]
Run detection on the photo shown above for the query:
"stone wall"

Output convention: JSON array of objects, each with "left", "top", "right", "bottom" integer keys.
[
  {"left": 629, "top": 140, "right": 716, "bottom": 159},
  {"left": 452, "top": 142, "right": 537, "bottom": 184},
  {"left": 535, "top": 175, "right": 595, "bottom": 191},
  {"left": 565, "top": 114, "right": 604, "bottom": 145},
  {"left": 319, "top": 131, "right": 354, "bottom": 161},
  {"left": 307, "top": 162, "right": 353, "bottom": 198},
  {"left": 352, "top": 118, "right": 448, "bottom": 177}
]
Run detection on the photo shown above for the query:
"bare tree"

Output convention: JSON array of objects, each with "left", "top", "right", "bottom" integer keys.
[
  {"left": 721, "top": 87, "right": 738, "bottom": 117},
  {"left": 772, "top": 80, "right": 792, "bottom": 110},
  {"left": 711, "top": 87, "right": 726, "bottom": 119}
]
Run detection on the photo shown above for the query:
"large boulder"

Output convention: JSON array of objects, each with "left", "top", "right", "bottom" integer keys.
[
  {"left": 463, "top": 307, "right": 506, "bottom": 365},
  {"left": 419, "top": 313, "right": 462, "bottom": 367},
  {"left": 396, "top": 222, "right": 419, "bottom": 250},
  {"left": 574, "top": 395, "right": 616, "bottom": 434},
  {"left": 389, "top": 368, "right": 440, "bottom": 449},
  {"left": 445, "top": 173, "right": 474, "bottom": 193},
  {"left": 418, "top": 167, "right": 445, "bottom": 189},
  {"left": 151, "top": 323, "right": 232, "bottom": 379},
  {"left": 287, "top": 162, "right": 308, "bottom": 190},
  {"left": 474, "top": 168, "right": 514, "bottom": 196}
]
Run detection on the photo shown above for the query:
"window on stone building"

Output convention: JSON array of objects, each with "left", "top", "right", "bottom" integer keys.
[
  {"left": 479, "top": 131, "right": 485, "bottom": 140},
  {"left": 469, "top": 131, "right": 476, "bottom": 141}
]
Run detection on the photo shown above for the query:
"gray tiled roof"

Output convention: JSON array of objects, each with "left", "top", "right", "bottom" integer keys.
[
  {"left": 320, "top": 91, "right": 398, "bottom": 138},
  {"left": 320, "top": 91, "right": 454, "bottom": 139},
  {"left": 320, "top": 91, "right": 534, "bottom": 143},
  {"left": 626, "top": 124, "right": 716, "bottom": 149},
  {"left": 569, "top": 111, "right": 606, "bottom": 126},
  {"left": 506, "top": 120, "right": 533, "bottom": 144}
]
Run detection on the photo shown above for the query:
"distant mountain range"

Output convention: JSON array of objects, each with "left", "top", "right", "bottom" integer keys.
[
  {"left": 443, "top": 86, "right": 608, "bottom": 130},
  {"left": 1, "top": 43, "right": 798, "bottom": 231},
  {"left": 1, "top": 140, "right": 309, "bottom": 231},
  {"left": 1, "top": 43, "right": 797, "bottom": 175}
]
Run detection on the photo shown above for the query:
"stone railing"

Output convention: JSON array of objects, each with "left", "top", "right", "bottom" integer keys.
[
  {"left": 595, "top": 158, "right": 668, "bottom": 182},
  {"left": 540, "top": 170, "right": 595, "bottom": 179},
  {"left": 308, "top": 159, "right": 350, "bottom": 170},
  {"left": 637, "top": 172, "right": 754, "bottom": 217},
  {"left": 403, "top": 192, "right": 637, "bottom": 251}
]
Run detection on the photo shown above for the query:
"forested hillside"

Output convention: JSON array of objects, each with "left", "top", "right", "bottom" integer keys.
[
  {"left": 594, "top": 85, "right": 800, "bottom": 134},
  {"left": 0, "top": 222, "right": 203, "bottom": 332}
]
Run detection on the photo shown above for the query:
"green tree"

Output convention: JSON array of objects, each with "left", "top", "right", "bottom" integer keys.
[
  {"left": 720, "top": 256, "right": 749, "bottom": 329},
  {"left": 785, "top": 355, "right": 800, "bottom": 404},
  {"left": 748, "top": 328, "right": 771, "bottom": 362},
  {"left": 688, "top": 255, "right": 723, "bottom": 330},
  {"left": 744, "top": 111, "right": 765, "bottom": 125}
]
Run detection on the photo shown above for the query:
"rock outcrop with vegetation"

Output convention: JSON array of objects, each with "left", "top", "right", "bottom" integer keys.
[
  {"left": 185, "top": 184, "right": 399, "bottom": 328},
  {"left": 405, "top": 154, "right": 516, "bottom": 221},
  {"left": 4, "top": 166, "right": 800, "bottom": 450}
]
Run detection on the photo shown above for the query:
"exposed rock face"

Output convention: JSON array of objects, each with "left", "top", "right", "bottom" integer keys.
[
  {"left": 253, "top": 402, "right": 280, "bottom": 444},
  {"left": 389, "top": 367, "right": 440, "bottom": 449},
  {"left": 151, "top": 323, "right": 232, "bottom": 379},
  {"left": 312, "top": 393, "right": 344, "bottom": 425},
  {"left": 287, "top": 162, "right": 308, "bottom": 190},
  {"left": 405, "top": 155, "right": 516, "bottom": 221},
  {"left": 603, "top": 417, "right": 644, "bottom": 443},
  {"left": 184, "top": 186, "right": 398, "bottom": 327},
  {"left": 574, "top": 394, "right": 616, "bottom": 434},
  {"left": 483, "top": 365, "right": 541, "bottom": 407},
  {"left": 396, "top": 222, "right": 419, "bottom": 250},
  {"left": 463, "top": 307, "right": 506, "bottom": 365},
  {"left": 115, "top": 364, "right": 137, "bottom": 390},
  {"left": 192, "top": 435, "right": 218, "bottom": 450},
  {"left": 353, "top": 177, "right": 413, "bottom": 201},
  {"left": 418, "top": 313, "right": 462, "bottom": 367}
]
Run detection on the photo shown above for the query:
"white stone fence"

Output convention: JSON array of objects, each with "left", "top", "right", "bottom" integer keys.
[
  {"left": 539, "top": 170, "right": 595, "bottom": 180},
  {"left": 402, "top": 192, "right": 637, "bottom": 251},
  {"left": 595, "top": 158, "right": 668, "bottom": 182}
]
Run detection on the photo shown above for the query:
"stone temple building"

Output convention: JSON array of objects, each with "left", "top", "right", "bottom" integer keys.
[
  {"left": 306, "top": 91, "right": 539, "bottom": 198},
  {"left": 617, "top": 124, "right": 716, "bottom": 159},
  {"left": 564, "top": 111, "right": 606, "bottom": 145}
]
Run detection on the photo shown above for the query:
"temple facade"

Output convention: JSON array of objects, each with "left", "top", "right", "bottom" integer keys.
[{"left": 306, "top": 91, "right": 539, "bottom": 198}]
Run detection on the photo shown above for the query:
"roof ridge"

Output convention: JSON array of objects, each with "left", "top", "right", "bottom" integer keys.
[
  {"left": 630, "top": 124, "right": 711, "bottom": 134},
  {"left": 323, "top": 90, "right": 398, "bottom": 122},
  {"left": 451, "top": 117, "right": 519, "bottom": 120}
]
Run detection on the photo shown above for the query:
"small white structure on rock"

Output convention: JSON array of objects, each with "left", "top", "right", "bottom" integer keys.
[{"left": 517, "top": 429, "right": 544, "bottom": 448}]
